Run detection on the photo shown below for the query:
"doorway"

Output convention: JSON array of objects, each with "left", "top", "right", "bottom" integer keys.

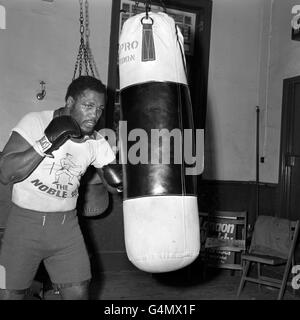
[{"left": 279, "top": 75, "right": 300, "bottom": 220}]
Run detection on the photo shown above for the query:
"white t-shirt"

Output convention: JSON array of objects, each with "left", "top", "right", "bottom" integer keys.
[{"left": 11, "top": 110, "right": 116, "bottom": 212}]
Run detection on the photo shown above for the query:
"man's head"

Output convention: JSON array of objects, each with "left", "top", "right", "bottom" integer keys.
[{"left": 65, "top": 76, "right": 106, "bottom": 135}]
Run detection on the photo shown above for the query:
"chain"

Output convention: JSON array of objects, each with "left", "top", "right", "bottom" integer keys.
[
  {"left": 79, "top": 0, "right": 84, "bottom": 35},
  {"left": 72, "top": 0, "right": 98, "bottom": 80},
  {"left": 84, "top": 0, "right": 90, "bottom": 39},
  {"left": 144, "top": 0, "right": 151, "bottom": 19},
  {"left": 133, "top": 1, "right": 140, "bottom": 14},
  {"left": 146, "top": 0, "right": 151, "bottom": 12},
  {"left": 133, "top": 1, "right": 152, "bottom": 18},
  {"left": 73, "top": 0, "right": 84, "bottom": 80},
  {"left": 84, "top": 0, "right": 93, "bottom": 77},
  {"left": 85, "top": 0, "right": 99, "bottom": 78},
  {"left": 159, "top": 0, "right": 167, "bottom": 13}
]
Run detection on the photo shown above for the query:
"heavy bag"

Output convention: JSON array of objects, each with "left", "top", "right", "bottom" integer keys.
[{"left": 119, "top": 11, "right": 203, "bottom": 273}]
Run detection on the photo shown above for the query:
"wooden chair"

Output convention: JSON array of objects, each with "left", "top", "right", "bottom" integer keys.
[
  {"left": 237, "top": 215, "right": 300, "bottom": 300},
  {"left": 0, "top": 226, "right": 5, "bottom": 289},
  {"left": 201, "top": 211, "right": 247, "bottom": 272}
]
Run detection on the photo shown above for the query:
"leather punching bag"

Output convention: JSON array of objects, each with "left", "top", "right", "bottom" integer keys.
[{"left": 119, "top": 12, "right": 203, "bottom": 273}]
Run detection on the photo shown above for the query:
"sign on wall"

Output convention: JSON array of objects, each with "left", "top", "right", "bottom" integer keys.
[
  {"left": 291, "top": 5, "right": 300, "bottom": 40},
  {"left": 200, "top": 214, "right": 236, "bottom": 266},
  {"left": 200, "top": 210, "right": 248, "bottom": 271},
  {"left": 205, "top": 219, "right": 236, "bottom": 266}
]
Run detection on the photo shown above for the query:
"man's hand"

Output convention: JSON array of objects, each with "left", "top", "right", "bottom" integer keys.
[
  {"left": 97, "top": 164, "right": 123, "bottom": 194},
  {"left": 33, "top": 116, "right": 81, "bottom": 158}
]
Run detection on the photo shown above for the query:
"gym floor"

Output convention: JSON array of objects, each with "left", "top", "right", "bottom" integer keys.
[
  {"left": 31, "top": 264, "right": 300, "bottom": 300},
  {"left": 88, "top": 269, "right": 300, "bottom": 300}
]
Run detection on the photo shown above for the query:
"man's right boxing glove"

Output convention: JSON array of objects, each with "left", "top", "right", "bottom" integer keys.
[
  {"left": 33, "top": 115, "right": 81, "bottom": 158},
  {"left": 101, "top": 163, "right": 123, "bottom": 193}
]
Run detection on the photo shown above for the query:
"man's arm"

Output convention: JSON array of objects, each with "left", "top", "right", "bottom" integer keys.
[
  {"left": 0, "top": 131, "right": 44, "bottom": 185},
  {"left": 0, "top": 115, "right": 82, "bottom": 185}
]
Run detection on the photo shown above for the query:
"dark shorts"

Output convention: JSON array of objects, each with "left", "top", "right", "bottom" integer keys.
[{"left": 0, "top": 204, "right": 91, "bottom": 290}]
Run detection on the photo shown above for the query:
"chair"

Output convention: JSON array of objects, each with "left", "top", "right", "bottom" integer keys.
[
  {"left": 201, "top": 211, "right": 247, "bottom": 272},
  {"left": 0, "top": 226, "right": 5, "bottom": 289},
  {"left": 0, "top": 225, "right": 5, "bottom": 253},
  {"left": 237, "top": 215, "right": 300, "bottom": 300},
  {"left": 0, "top": 227, "right": 4, "bottom": 243}
]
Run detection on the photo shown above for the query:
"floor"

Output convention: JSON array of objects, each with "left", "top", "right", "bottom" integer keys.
[
  {"left": 90, "top": 270, "right": 300, "bottom": 301},
  {"left": 32, "top": 265, "right": 300, "bottom": 300}
]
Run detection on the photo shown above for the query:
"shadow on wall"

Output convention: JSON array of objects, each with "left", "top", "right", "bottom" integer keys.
[
  {"left": 0, "top": 182, "right": 12, "bottom": 228},
  {"left": 197, "top": 95, "right": 219, "bottom": 211},
  {"left": 202, "top": 96, "right": 217, "bottom": 181}
]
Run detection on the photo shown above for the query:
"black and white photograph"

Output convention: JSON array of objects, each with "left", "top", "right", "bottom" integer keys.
[{"left": 0, "top": 0, "right": 300, "bottom": 309}]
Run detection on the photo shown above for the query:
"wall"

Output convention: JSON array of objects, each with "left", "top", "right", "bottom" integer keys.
[
  {"left": 200, "top": 0, "right": 279, "bottom": 224},
  {"left": 0, "top": 0, "right": 112, "bottom": 149},
  {"left": 204, "top": 0, "right": 300, "bottom": 184},
  {"left": 204, "top": 0, "right": 265, "bottom": 182},
  {"left": 261, "top": 0, "right": 300, "bottom": 183}
]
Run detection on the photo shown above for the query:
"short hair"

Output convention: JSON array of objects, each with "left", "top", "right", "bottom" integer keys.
[{"left": 65, "top": 76, "right": 106, "bottom": 102}]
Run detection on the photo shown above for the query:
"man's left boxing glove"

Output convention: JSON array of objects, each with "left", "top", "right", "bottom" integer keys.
[{"left": 33, "top": 115, "right": 81, "bottom": 158}]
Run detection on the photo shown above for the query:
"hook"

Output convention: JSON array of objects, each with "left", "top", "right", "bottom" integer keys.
[{"left": 36, "top": 81, "right": 46, "bottom": 100}]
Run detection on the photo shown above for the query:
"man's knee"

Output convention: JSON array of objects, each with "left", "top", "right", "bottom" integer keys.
[
  {"left": 0, "top": 289, "right": 26, "bottom": 300},
  {"left": 57, "top": 281, "right": 90, "bottom": 300}
]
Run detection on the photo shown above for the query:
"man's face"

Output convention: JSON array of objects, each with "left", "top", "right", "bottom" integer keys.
[{"left": 68, "top": 89, "right": 105, "bottom": 135}]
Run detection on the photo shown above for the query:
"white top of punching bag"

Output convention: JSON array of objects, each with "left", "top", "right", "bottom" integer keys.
[{"left": 118, "top": 12, "right": 188, "bottom": 90}]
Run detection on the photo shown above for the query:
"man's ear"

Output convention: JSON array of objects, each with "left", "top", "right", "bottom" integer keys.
[{"left": 65, "top": 96, "right": 74, "bottom": 109}]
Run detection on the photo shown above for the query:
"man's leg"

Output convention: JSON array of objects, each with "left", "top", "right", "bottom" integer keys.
[
  {"left": 0, "top": 289, "right": 26, "bottom": 300},
  {"left": 0, "top": 205, "right": 44, "bottom": 300},
  {"left": 56, "top": 281, "right": 90, "bottom": 300},
  {"left": 44, "top": 211, "right": 92, "bottom": 300}
]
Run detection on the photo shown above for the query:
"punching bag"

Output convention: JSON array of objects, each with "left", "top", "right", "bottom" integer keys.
[{"left": 119, "top": 11, "right": 203, "bottom": 273}]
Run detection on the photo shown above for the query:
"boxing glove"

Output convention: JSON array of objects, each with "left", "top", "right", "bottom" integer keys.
[
  {"left": 101, "top": 163, "right": 123, "bottom": 193},
  {"left": 33, "top": 115, "right": 82, "bottom": 158}
]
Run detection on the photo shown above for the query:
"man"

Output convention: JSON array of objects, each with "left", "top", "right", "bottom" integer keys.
[{"left": 0, "top": 75, "right": 121, "bottom": 300}]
